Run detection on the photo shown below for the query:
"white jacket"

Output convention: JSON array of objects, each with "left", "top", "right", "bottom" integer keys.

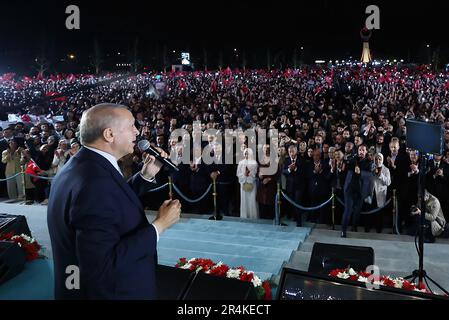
[{"left": 372, "top": 165, "right": 391, "bottom": 207}]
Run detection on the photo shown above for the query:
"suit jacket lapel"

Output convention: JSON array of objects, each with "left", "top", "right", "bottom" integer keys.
[{"left": 79, "top": 148, "right": 144, "bottom": 211}]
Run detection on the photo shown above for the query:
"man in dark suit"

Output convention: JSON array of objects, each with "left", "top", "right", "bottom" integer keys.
[
  {"left": 306, "top": 149, "right": 332, "bottom": 224},
  {"left": 386, "top": 139, "right": 410, "bottom": 232},
  {"left": 282, "top": 145, "right": 307, "bottom": 226},
  {"left": 341, "top": 144, "right": 374, "bottom": 237},
  {"left": 208, "top": 143, "right": 236, "bottom": 219},
  {"left": 426, "top": 153, "right": 449, "bottom": 219},
  {"left": 47, "top": 104, "right": 181, "bottom": 300}
]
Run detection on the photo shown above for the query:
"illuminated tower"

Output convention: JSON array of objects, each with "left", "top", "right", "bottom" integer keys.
[{"left": 360, "top": 27, "right": 372, "bottom": 63}]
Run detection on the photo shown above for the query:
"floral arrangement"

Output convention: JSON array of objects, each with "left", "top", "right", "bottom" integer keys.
[
  {"left": 329, "top": 267, "right": 433, "bottom": 294},
  {"left": 0, "top": 232, "right": 43, "bottom": 261},
  {"left": 176, "top": 257, "right": 272, "bottom": 300}
]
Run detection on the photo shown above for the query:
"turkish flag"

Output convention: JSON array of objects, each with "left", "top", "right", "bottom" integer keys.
[
  {"left": 178, "top": 80, "right": 187, "bottom": 90},
  {"left": 210, "top": 80, "right": 217, "bottom": 92},
  {"left": 67, "top": 74, "right": 76, "bottom": 82},
  {"left": 46, "top": 91, "right": 67, "bottom": 102},
  {"left": 25, "top": 159, "right": 43, "bottom": 183}
]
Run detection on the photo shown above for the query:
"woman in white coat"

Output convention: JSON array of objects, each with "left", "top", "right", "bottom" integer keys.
[
  {"left": 237, "top": 148, "right": 259, "bottom": 219},
  {"left": 364, "top": 153, "right": 391, "bottom": 233}
]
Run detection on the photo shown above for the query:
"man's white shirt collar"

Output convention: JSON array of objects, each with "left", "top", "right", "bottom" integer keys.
[{"left": 84, "top": 146, "right": 123, "bottom": 177}]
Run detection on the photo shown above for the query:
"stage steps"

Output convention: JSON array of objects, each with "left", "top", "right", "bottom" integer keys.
[{"left": 157, "top": 218, "right": 311, "bottom": 281}]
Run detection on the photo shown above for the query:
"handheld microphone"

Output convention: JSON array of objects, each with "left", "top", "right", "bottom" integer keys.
[{"left": 137, "top": 139, "right": 179, "bottom": 172}]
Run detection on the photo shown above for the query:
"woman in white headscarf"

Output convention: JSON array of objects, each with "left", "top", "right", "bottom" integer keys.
[
  {"left": 364, "top": 152, "right": 391, "bottom": 233},
  {"left": 237, "top": 148, "right": 259, "bottom": 219}
]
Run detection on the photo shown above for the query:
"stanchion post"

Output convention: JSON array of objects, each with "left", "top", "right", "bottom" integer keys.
[
  {"left": 392, "top": 189, "right": 397, "bottom": 234},
  {"left": 276, "top": 182, "right": 282, "bottom": 226},
  {"left": 21, "top": 169, "right": 26, "bottom": 204},
  {"left": 332, "top": 188, "right": 335, "bottom": 230},
  {"left": 212, "top": 177, "right": 218, "bottom": 219},
  {"left": 168, "top": 176, "right": 173, "bottom": 200}
]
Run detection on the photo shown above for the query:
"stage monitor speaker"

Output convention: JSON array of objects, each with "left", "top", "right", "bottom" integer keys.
[
  {"left": 156, "top": 265, "right": 195, "bottom": 300},
  {"left": 406, "top": 119, "right": 444, "bottom": 154},
  {"left": 276, "top": 267, "right": 445, "bottom": 300},
  {"left": 308, "top": 242, "right": 374, "bottom": 275},
  {"left": 0, "top": 241, "right": 27, "bottom": 285},
  {"left": 183, "top": 272, "right": 257, "bottom": 300},
  {"left": 0, "top": 213, "right": 32, "bottom": 236}
]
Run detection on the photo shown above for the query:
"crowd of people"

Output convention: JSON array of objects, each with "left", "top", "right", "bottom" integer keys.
[{"left": 1, "top": 63, "right": 449, "bottom": 240}]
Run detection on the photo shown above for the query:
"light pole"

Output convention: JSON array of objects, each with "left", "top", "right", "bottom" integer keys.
[{"left": 426, "top": 44, "right": 431, "bottom": 65}]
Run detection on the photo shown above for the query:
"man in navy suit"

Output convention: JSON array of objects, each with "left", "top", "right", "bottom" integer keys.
[{"left": 47, "top": 103, "right": 181, "bottom": 300}]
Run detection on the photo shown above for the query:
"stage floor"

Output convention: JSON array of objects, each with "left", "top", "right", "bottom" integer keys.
[{"left": 1, "top": 200, "right": 449, "bottom": 297}]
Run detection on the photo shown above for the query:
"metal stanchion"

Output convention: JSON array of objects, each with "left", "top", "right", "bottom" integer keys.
[
  {"left": 20, "top": 169, "right": 26, "bottom": 204},
  {"left": 392, "top": 189, "right": 397, "bottom": 234},
  {"left": 168, "top": 176, "right": 173, "bottom": 200},
  {"left": 276, "top": 182, "right": 282, "bottom": 226},
  {"left": 212, "top": 177, "right": 218, "bottom": 218},
  {"left": 331, "top": 188, "right": 336, "bottom": 230},
  {"left": 208, "top": 177, "right": 222, "bottom": 220}
]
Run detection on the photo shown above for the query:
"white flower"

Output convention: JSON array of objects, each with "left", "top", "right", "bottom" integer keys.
[
  {"left": 393, "top": 279, "right": 404, "bottom": 288},
  {"left": 11, "top": 234, "right": 35, "bottom": 243},
  {"left": 188, "top": 258, "right": 197, "bottom": 263},
  {"left": 373, "top": 280, "right": 385, "bottom": 287},
  {"left": 213, "top": 262, "right": 223, "bottom": 269},
  {"left": 357, "top": 276, "right": 369, "bottom": 283},
  {"left": 226, "top": 269, "right": 241, "bottom": 279},
  {"left": 337, "top": 272, "right": 350, "bottom": 279},
  {"left": 181, "top": 263, "right": 192, "bottom": 270},
  {"left": 251, "top": 275, "right": 262, "bottom": 288},
  {"left": 348, "top": 268, "right": 357, "bottom": 276}
]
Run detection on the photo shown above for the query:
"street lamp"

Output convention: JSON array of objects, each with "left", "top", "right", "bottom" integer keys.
[{"left": 68, "top": 54, "right": 76, "bottom": 60}]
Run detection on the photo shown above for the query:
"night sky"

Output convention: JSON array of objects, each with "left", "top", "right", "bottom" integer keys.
[{"left": 0, "top": 0, "right": 448, "bottom": 73}]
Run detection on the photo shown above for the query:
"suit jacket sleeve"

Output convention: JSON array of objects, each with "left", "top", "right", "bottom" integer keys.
[
  {"left": 127, "top": 172, "right": 158, "bottom": 198},
  {"left": 69, "top": 178, "right": 157, "bottom": 287}
]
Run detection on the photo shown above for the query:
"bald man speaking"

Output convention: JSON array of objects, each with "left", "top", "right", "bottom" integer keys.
[{"left": 47, "top": 103, "right": 181, "bottom": 299}]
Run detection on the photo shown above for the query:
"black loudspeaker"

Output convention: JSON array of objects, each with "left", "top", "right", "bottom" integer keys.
[
  {"left": 0, "top": 241, "right": 27, "bottom": 285},
  {"left": 156, "top": 265, "right": 196, "bottom": 300},
  {"left": 276, "top": 268, "right": 445, "bottom": 300},
  {"left": 406, "top": 119, "right": 444, "bottom": 154},
  {"left": 0, "top": 213, "right": 31, "bottom": 236},
  {"left": 308, "top": 243, "right": 374, "bottom": 275},
  {"left": 183, "top": 272, "right": 257, "bottom": 300}
]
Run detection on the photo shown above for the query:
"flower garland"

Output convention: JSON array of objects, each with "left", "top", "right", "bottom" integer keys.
[
  {"left": 0, "top": 232, "right": 43, "bottom": 261},
  {"left": 329, "top": 267, "right": 434, "bottom": 294},
  {"left": 175, "top": 257, "right": 272, "bottom": 300}
]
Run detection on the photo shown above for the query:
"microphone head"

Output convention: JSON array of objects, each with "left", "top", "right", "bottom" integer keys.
[{"left": 137, "top": 139, "right": 150, "bottom": 152}]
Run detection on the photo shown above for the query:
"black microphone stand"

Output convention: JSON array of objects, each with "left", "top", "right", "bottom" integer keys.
[{"left": 403, "top": 153, "right": 449, "bottom": 295}]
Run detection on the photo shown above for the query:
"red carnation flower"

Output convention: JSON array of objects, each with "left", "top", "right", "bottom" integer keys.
[
  {"left": 349, "top": 275, "right": 359, "bottom": 281},
  {"left": 262, "top": 281, "right": 272, "bottom": 300},
  {"left": 402, "top": 281, "right": 416, "bottom": 291},
  {"left": 240, "top": 272, "right": 254, "bottom": 283}
]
